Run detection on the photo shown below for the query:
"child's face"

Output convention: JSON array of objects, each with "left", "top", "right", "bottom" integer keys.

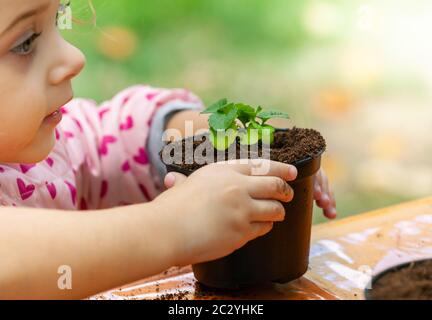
[{"left": 0, "top": 0, "right": 85, "bottom": 164}]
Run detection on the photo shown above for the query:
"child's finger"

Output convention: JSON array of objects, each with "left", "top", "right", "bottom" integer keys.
[
  {"left": 316, "top": 196, "right": 331, "bottom": 209},
  {"left": 319, "top": 173, "right": 334, "bottom": 207},
  {"left": 331, "top": 193, "right": 337, "bottom": 208},
  {"left": 314, "top": 170, "right": 338, "bottom": 219},
  {"left": 164, "top": 172, "right": 187, "bottom": 189},
  {"left": 315, "top": 170, "right": 324, "bottom": 188},
  {"left": 321, "top": 174, "right": 336, "bottom": 210},
  {"left": 248, "top": 199, "right": 286, "bottom": 222},
  {"left": 317, "top": 192, "right": 337, "bottom": 219},
  {"left": 250, "top": 222, "right": 274, "bottom": 238},
  {"left": 313, "top": 178, "right": 322, "bottom": 200},
  {"left": 247, "top": 177, "right": 294, "bottom": 203},
  {"left": 324, "top": 207, "right": 337, "bottom": 219},
  {"left": 221, "top": 159, "right": 298, "bottom": 182},
  {"left": 320, "top": 172, "right": 330, "bottom": 197}
]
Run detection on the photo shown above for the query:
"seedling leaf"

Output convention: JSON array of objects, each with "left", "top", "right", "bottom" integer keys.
[
  {"left": 236, "top": 103, "right": 256, "bottom": 127},
  {"left": 257, "top": 110, "right": 290, "bottom": 123},
  {"left": 205, "top": 99, "right": 290, "bottom": 150},
  {"left": 210, "top": 126, "right": 238, "bottom": 151},
  {"left": 201, "top": 98, "right": 228, "bottom": 114},
  {"left": 208, "top": 104, "right": 237, "bottom": 130},
  {"left": 239, "top": 127, "right": 260, "bottom": 145}
]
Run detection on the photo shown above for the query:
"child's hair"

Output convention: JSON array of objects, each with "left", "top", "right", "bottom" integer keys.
[
  {"left": 59, "top": 1, "right": 120, "bottom": 46},
  {"left": 73, "top": 0, "right": 96, "bottom": 27}
]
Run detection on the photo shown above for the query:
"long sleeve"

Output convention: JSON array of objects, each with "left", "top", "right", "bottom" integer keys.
[{"left": 59, "top": 85, "right": 204, "bottom": 210}]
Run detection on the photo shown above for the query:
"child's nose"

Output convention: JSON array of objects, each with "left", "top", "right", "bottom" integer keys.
[{"left": 48, "top": 41, "right": 86, "bottom": 86}]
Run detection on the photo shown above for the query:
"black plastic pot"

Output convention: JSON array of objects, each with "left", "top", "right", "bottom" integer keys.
[
  {"left": 364, "top": 258, "right": 432, "bottom": 300},
  {"left": 162, "top": 129, "right": 324, "bottom": 289}
]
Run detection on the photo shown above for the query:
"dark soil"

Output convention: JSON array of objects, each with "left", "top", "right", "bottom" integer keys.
[
  {"left": 161, "top": 128, "right": 326, "bottom": 171},
  {"left": 370, "top": 260, "right": 432, "bottom": 300}
]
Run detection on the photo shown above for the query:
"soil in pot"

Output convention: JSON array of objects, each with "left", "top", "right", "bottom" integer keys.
[
  {"left": 160, "top": 127, "right": 326, "bottom": 289},
  {"left": 161, "top": 127, "right": 326, "bottom": 170},
  {"left": 368, "top": 259, "right": 432, "bottom": 300}
]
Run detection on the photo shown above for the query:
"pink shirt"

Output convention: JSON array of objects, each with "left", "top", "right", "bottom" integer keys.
[{"left": 0, "top": 85, "right": 203, "bottom": 210}]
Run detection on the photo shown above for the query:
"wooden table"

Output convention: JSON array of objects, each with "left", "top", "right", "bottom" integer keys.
[{"left": 93, "top": 197, "right": 432, "bottom": 300}]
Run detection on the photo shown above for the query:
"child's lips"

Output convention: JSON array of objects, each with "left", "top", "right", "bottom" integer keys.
[{"left": 43, "top": 109, "right": 63, "bottom": 125}]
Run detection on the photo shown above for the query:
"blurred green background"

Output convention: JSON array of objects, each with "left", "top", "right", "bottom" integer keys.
[{"left": 64, "top": 0, "right": 432, "bottom": 224}]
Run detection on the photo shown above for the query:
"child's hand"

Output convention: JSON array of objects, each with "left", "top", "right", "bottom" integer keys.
[
  {"left": 157, "top": 160, "right": 297, "bottom": 266},
  {"left": 313, "top": 169, "right": 337, "bottom": 220}
]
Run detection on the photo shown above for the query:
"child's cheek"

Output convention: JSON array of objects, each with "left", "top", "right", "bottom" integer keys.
[
  {"left": 0, "top": 107, "right": 44, "bottom": 150},
  {"left": 0, "top": 120, "right": 54, "bottom": 164}
]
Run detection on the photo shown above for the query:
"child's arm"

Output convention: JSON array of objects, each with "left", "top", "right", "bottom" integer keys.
[
  {"left": 0, "top": 203, "right": 178, "bottom": 299},
  {"left": 0, "top": 160, "right": 297, "bottom": 299},
  {"left": 165, "top": 109, "right": 209, "bottom": 138}
]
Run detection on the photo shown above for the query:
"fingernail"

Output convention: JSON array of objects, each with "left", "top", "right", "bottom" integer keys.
[
  {"left": 165, "top": 173, "right": 175, "bottom": 185},
  {"left": 289, "top": 166, "right": 298, "bottom": 180},
  {"left": 285, "top": 187, "right": 294, "bottom": 202},
  {"left": 322, "top": 195, "right": 329, "bottom": 204}
]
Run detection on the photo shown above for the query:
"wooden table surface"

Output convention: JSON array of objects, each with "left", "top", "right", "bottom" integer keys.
[{"left": 93, "top": 197, "right": 432, "bottom": 300}]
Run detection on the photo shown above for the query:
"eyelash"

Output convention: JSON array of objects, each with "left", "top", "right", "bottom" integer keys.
[
  {"left": 10, "top": 2, "right": 71, "bottom": 58},
  {"left": 10, "top": 32, "right": 42, "bottom": 56}
]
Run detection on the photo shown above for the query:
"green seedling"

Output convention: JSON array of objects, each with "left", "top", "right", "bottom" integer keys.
[{"left": 201, "top": 99, "right": 290, "bottom": 150}]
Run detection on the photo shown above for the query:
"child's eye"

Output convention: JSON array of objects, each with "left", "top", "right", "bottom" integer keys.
[{"left": 10, "top": 32, "right": 42, "bottom": 56}]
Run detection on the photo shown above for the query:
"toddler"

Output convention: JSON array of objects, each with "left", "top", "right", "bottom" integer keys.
[{"left": 0, "top": 0, "right": 336, "bottom": 299}]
